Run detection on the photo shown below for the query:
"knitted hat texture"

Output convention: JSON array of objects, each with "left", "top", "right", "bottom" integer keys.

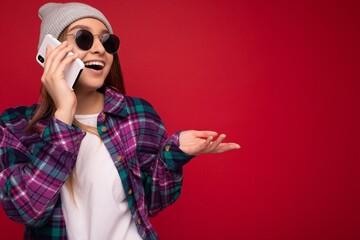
[{"left": 38, "top": 2, "right": 113, "bottom": 49}]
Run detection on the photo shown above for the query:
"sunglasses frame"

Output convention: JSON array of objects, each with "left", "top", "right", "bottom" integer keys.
[{"left": 67, "top": 29, "right": 120, "bottom": 54}]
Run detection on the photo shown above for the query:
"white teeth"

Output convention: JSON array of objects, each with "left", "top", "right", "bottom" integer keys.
[{"left": 84, "top": 61, "right": 104, "bottom": 67}]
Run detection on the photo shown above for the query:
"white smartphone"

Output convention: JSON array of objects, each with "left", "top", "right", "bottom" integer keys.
[{"left": 36, "top": 34, "right": 84, "bottom": 90}]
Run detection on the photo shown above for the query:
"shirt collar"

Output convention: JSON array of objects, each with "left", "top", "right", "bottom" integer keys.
[{"left": 103, "top": 87, "right": 129, "bottom": 118}]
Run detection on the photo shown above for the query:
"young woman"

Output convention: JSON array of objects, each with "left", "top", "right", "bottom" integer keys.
[{"left": 0, "top": 2, "right": 240, "bottom": 239}]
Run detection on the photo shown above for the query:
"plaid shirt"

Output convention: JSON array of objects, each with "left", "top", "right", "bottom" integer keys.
[{"left": 0, "top": 87, "right": 193, "bottom": 239}]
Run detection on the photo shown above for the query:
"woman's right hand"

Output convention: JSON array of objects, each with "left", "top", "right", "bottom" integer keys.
[{"left": 41, "top": 41, "right": 79, "bottom": 125}]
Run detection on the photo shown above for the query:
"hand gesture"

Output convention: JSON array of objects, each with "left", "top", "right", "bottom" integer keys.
[{"left": 179, "top": 130, "right": 240, "bottom": 156}]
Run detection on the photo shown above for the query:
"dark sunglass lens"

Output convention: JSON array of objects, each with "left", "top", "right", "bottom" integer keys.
[
  {"left": 75, "top": 30, "right": 93, "bottom": 50},
  {"left": 102, "top": 34, "right": 120, "bottom": 54}
]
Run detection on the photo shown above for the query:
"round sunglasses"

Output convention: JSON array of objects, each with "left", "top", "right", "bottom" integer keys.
[{"left": 67, "top": 29, "right": 120, "bottom": 54}]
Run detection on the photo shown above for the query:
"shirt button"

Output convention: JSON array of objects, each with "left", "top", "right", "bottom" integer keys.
[
  {"left": 117, "top": 155, "right": 123, "bottom": 162},
  {"left": 165, "top": 145, "right": 171, "bottom": 152},
  {"left": 101, "top": 126, "right": 108, "bottom": 133},
  {"left": 128, "top": 188, "right": 133, "bottom": 195},
  {"left": 137, "top": 218, "right": 142, "bottom": 225}
]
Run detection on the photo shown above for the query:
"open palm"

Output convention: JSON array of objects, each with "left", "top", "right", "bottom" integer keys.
[{"left": 179, "top": 130, "right": 240, "bottom": 156}]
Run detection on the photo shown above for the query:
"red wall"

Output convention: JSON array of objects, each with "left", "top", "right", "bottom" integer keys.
[{"left": 1, "top": 0, "right": 359, "bottom": 239}]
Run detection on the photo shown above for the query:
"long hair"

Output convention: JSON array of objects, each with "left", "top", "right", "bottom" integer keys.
[
  {"left": 27, "top": 27, "right": 126, "bottom": 202},
  {"left": 28, "top": 30, "right": 126, "bottom": 131}
]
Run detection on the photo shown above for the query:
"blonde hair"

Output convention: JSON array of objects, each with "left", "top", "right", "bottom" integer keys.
[{"left": 28, "top": 27, "right": 126, "bottom": 202}]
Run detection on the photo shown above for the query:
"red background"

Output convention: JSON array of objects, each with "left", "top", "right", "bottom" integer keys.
[{"left": 1, "top": 0, "right": 359, "bottom": 239}]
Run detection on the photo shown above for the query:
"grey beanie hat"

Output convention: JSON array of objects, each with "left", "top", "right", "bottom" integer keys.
[{"left": 38, "top": 2, "right": 113, "bottom": 49}]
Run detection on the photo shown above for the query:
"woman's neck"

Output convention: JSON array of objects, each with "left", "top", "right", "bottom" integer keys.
[{"left": 74, "top": 89, "right": 104, "bottom": 115}]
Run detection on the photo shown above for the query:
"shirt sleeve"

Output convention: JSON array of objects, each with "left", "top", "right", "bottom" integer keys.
[
  {"left": 0, "top": 116, "right": 85, "bottom": 227},
  {"left": 133, "top": 99, "right": 194, "bottom": 216}
]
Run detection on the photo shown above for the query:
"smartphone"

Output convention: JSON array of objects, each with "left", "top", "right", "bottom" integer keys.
[{"left": 36, "top": 34, "right": 84, "bottom": 90}]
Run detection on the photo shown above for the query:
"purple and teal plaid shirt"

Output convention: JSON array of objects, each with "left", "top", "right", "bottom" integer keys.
[{"left": 0, "top": 87, "right": 193, "bottom": 239}]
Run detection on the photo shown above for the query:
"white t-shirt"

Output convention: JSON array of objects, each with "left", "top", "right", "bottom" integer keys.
[{"left": 60, "top": 113, "right": 142, "bottom": 240}]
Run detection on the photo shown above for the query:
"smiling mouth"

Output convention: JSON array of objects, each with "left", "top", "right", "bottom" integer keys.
[{"left": 84, "top": 61, "right": 104, "bottom": 70}]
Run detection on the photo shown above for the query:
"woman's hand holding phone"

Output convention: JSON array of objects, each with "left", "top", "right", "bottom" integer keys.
[{"left": 41, "top": 41, "right": 79, "bottom": 125}]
